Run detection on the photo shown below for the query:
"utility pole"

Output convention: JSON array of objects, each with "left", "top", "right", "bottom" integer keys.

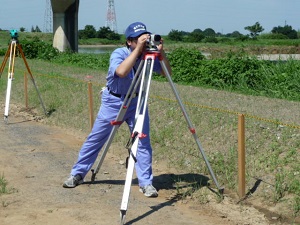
[{"left": 105, "top": 0, "right": 117, "bottom": 32}]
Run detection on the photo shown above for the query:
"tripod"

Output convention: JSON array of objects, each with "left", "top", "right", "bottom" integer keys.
[
  {"left": 0, "top": 36, "right": 47, "bottom": 123},
  {"left": 91, "top": 46, "right": 222, "bottom": 224}
]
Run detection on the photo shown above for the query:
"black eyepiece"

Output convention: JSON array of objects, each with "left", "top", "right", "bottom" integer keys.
[{"left": 153, "top": 34, "right": 161, "bottom": 42}]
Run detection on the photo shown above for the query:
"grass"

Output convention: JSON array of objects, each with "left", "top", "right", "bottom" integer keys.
[
  {"left": 0, "top": 173, "right": 17, "bottom": 208},
  {"left": 0, "top": 38, "right": 299, "bottom": 222},
  {"left": 0, "top": 173, "right": 9, "bottom": 194}
]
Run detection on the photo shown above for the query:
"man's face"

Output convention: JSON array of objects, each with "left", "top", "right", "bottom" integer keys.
[{"left": 127, "top": 33, "right": 150, "bottom": 51}]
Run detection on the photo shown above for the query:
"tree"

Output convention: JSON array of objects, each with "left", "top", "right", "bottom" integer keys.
[
  {"left": 187, "top": 29, "right": 204, "bottom": 42},
  {"left": 97, "top": 26, "right": 112, "bottom": 38},
  {"left": 193, "top": 28, "right": 203, "bottom": 33},
  {"left": 244, "top": 22, "right": 264, "bottom": 39},
  {"left": 203, "top": 28, "right": 216, "bottom": 37},
  {"left": 31, "top": 25, "right": 41, "bottom": 33},
  {"left": 97, "top": 27, "right": 111, "bottom": 38},
  {"left": 20, "top": 27, "right": 26, "bottom": 32},
  {"left": 106, "top": 32, "right": 121, "bottom": 40},
  {"left": 271, "top": 25, "right": 298, "bottom": 39},
  {"left": 96, "top": 26, "right": 120, "bottom": 40},
  {"left": 35, "top": 26, "right": 41, "bottom": 32},
  {"left": 168, "top": 29, "right": 184, "bottom": 41},
  {"left": 79, "top": 25, "right": 96, "bottom": 39},
  {"left": 229, "top": 31, "right": 243, "bottom": 38}
]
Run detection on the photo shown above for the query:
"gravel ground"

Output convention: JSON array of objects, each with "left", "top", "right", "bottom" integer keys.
[{"left": 0, "top": 103, "right": 274, "bottom": 225}]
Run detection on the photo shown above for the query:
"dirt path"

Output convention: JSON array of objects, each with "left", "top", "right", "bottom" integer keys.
[{"left": 0, "top": 105, "right": 272, "bottom": 225}]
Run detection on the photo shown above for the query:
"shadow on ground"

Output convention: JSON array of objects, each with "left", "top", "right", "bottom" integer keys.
[{"left": 85, "top": 172, "right": 210, "bottom": 191}]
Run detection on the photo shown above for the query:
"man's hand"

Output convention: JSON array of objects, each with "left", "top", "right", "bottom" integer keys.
[
  {"left": 136, "top": 34, "right": 149, "bottom": 54},
  {"left": 157, "top": 38, "right": 164, "bottom": 51}
]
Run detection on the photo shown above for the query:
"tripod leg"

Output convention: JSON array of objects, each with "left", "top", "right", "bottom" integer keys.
[
  {"left": 91, "top": 60, "right": 146, "bottom": 181},
  {"left": 0, "top": 43, "right": 11, "bottom": 78},
  {"left": 4, "top": 76, "right": 13, "bottom": 122},
  {"left": 17, "top": 44, "right": 48, "bottom": 116},
  {"left": 120, "top": 135, "right": 139, "bottom": 225},
  {"left": 119, "top": 54, "right": 155, "bottom": 224},
  {"left": 4, "top": 41, "right": 17, "bottom": 122},
  {"left": 120, "top": 210, "right": 126, "bottom": 225},
  {"left": 90, "top": 124, "right": 119, "bottom": 181},
  {"left": 160, "top": 60, "right": 223, "bottom": 193}
]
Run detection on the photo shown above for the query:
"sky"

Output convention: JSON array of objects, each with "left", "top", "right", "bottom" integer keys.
[{"left": 0, "top": 0, "right": 299, "bottom": 36}]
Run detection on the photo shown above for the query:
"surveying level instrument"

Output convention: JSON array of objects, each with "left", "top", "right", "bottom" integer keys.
[
  {"left": 0, "top": 30, "right": 47, "bottom": 123},
  {"left": 90, "top": 41, "right": 223, "bottom": 224}
]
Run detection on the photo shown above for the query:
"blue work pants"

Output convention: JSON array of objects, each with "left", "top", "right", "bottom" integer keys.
[{"left": 70, "top": 89, "right": 153, "bottom": 187}]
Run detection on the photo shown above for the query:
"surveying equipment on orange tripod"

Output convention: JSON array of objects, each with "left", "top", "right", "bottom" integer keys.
[
  {"left": 0, "top": 30, "right": 47, "bottom": 123},
  {"left": 90, "top": 35, "right": 223, "bottom": 224}
]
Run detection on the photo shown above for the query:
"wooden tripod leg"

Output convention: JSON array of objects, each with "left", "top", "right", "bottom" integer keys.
[{"left": 0, "top": 43, "right": 12, "bottom": 77}]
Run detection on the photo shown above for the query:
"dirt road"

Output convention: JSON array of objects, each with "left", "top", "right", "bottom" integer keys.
[{"left": 0, "top": 104, "right": 271, "bottom": 225}]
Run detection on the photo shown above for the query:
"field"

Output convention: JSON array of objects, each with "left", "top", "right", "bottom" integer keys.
[{"left": 0, "top": 32, "right": 299, "bottom": 224}]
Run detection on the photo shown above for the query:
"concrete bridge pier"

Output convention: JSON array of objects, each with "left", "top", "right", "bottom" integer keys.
[{"left": 51, "top": 0, "right": 79, "bottom": 52}]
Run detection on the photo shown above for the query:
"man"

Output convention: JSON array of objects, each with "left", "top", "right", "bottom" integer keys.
[{"left": 63, "top": 22, "right": 171, "bottom": 197}]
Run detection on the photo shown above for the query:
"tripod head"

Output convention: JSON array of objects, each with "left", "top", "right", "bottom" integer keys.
[{"left": 9, "top": 29, "right": 19, "bottom": 41}]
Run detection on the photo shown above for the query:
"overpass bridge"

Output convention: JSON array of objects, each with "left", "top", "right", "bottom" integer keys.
[{"left": 51, "top": 0, "right": 79, "bottom": 52}]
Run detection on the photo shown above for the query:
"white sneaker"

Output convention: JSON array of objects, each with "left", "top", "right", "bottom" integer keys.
[
  {"left": 63, "top": 175, "right": 84, "bottom": 188},
  {"left": 139, "top": 184, "right": 158, "bottom": 197}
]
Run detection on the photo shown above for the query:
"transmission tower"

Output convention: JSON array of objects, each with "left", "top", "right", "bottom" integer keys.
[
  {"left": 43, "top": 0, "right": 53, "bottom": 33},
  {"left": 105, "top": 0, "right": 117, "bottom": 32}
]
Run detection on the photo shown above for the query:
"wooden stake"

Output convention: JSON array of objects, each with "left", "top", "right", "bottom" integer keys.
[
  {"left": 238, "top": 114, "right": 246, "bottom": 198},
  {"left": 24, "top": 72, "right": 28, "bottom": 108}
]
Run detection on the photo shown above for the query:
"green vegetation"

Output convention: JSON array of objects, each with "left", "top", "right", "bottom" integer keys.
[
  {"left": 0, "top": 31, "right": 299, "bottom": 221},
  {"left": 79, "top": 25, "right": 121, "bottom": 41},
  {"left": 0, "top": 173, "right": 15, "bottom": 196},
  {"left": 1, "top": 32, "right": 299, "bottom": 102},
  {"left": 165, "top": 48, "right": 300, "bottom": 101},
  {"left": 0, "top": 173, "right": 16, "bottom": 208},
  {"left": 0, "top": 174, "right": 9, "bottom": 194}
]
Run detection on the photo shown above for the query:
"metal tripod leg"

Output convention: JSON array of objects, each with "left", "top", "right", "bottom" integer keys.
[
  {"left": 120, "top": 53, "right": 155, "bottom": 225},
  {"left": 159, "top": 59, "right": 223, "bottom": 193},
  {"left": 90, "top": 59, "right": 145, "bottom": 181}
]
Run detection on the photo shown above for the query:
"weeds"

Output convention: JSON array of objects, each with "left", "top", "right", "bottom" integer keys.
[
  {"left": 0, "top": 40, "right": 299, "bottom": 220},
  {"left": 274, "top": 171, "right": 287, "bottom": 202},
  {"left": 0, "top": 173, "right": 9, "bottom": 194}
]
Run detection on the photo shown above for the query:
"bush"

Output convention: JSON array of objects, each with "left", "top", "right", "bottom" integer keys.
[
  {"left": 166, "top": 48, "right": 265, "bottom": 90},
  {"left": 20, "top": 37, "right": 59, "bottom": 60},
  {"left": 259, "top": 33, "right": 289, "bottom": 40},
  {"left": 198, "top": 54, "right": 265, "bottom": 90},
  {"left": 218, "top": 37, "right": 233, "bottom": 43},
  {"left": 0, "top": 48, "right": 7, "bottom": 56},
  {"left": 164, "top": 47, "right": 300, "bottom": 101},
  {"left": 203, "top": 37, "right": 218, "bottom": 43},
  {"left": 167, "top": 47, "right": 205, "bottom": 83}
]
